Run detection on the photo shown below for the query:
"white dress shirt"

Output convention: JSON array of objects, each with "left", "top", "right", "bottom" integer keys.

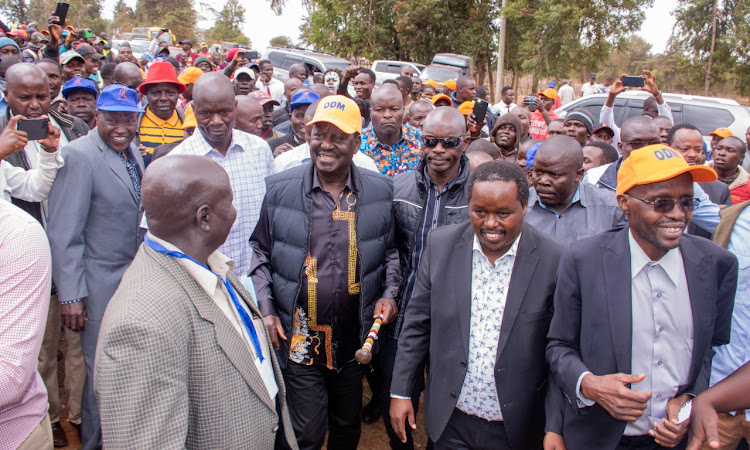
[
  {"left": 491, "top": 101, "right": 518, "bottom": 116},
  {"left": 168, "top": 129, "right": 276, "bottom": 276},
  {"left": 455, "top": 234, "right": 521, "bottom": 422},
  {"left": 255, "top": 78, "right": 284, "bottom": 105}
]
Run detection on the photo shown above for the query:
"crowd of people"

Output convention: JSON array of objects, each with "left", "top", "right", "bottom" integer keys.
[{"left": 2, "top": 13, "right": 750, "bottom": 450}]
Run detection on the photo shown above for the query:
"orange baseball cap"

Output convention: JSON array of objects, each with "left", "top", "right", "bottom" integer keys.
[
  {"left": 443, "top": 79, "right": 457, "bottom": 91},
  {"left": 538, "top": 88, "right": 558, "bottom": 100},
  {"left": 617, "top": 145, "right": 717, "bottom": 195},
  {"left": 307, "top": 95, "right": 362, "bottom": 134},
  {"left": 708, "top": 127, "right": 733, "bottom": 138},
  {"left": 177, "top": 67, "right": 204, "bottom": 85},
  {"left": 423, "top": 79, "right": 438, "bottom": 89},
  {"left": 457, "top": 101, "right": 474, "bottom": 116},
  {"left": 431, "top": 94, "right": 452, "bottom": 106}
]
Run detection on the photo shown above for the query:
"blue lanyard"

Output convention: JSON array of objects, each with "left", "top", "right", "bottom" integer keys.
[{"left": 144, "top": 236, "right": 265, "bottom": 363}]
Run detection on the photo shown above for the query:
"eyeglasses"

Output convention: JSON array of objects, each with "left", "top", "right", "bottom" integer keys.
[
  {"left": 421, "top": 136, "right": 462, "bottom": 148},
  {"left": 622, "top": 140, "right": 662, "bottom": 150},
  {"left": 625, "top": 193, "right": 700, "bottom": 213}
]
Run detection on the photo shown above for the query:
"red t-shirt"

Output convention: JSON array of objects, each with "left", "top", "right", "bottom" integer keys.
[{"left": 529, "top": 110, "right": 559, "bottom": 140}]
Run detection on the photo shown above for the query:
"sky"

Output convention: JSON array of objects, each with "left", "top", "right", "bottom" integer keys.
[{"left": 106, "top": 0, "right": 678, "bottom": 55}]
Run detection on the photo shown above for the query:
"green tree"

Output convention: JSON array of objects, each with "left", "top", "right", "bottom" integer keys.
[
  {"left": 204, "top": 0, "right": 249, "bottom": 45},
  {"left": 135, "top": 0, "right": 196, "bottom": 42},
  {"left": 0, "top": 0, "right": 29, "bottom": 24},
  {"left": 112, "top": 0, "right": 136, "bottom": 32},
  {"left": 269, "top": 35, "right": 293, "bottom": 47}
]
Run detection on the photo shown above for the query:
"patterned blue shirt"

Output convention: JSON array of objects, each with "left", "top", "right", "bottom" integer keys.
[
  {"left": 456, "top": 234, "right": 520, "bottom": 421},
  {"left": 360, "top": 123, "right": 422, "bottom": 177}
]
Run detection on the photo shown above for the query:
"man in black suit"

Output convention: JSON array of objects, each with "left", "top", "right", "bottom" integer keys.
[
  {"left": 546, "top": 144, "right": 738, "bottom": 449},
  {"left": 390, "top": 160, "right": 565, "bottom": 449}
]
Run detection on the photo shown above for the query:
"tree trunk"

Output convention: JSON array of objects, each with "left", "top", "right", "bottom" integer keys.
[{"left": 705, "top": 0, "right": 718, "bottom": 96}]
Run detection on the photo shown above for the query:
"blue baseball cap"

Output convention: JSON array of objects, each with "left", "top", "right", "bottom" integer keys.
[
  {"left": 62, "top": 76, "right": 98, "bottom": 99},
  {"left": 548, "top": 81, "right": 556, "bottom": 88},
  {"left": 97, "top": 84, "right": 144, "bottom": 113},
  {"left": 290, "top": 90, "right": 321, "bottom": 110}
]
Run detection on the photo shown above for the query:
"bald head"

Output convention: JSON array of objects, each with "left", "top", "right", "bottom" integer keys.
[
  {"left": 535, "top": 135, "right": 584, "bottom": 171},
  {"left": 371, "top": 84, "right": 404, "bottom": 107},
  {"left": 284, "top": 77, "right": 303, "bottom": 101},
  {"left": 407, "top": 99, "right": 433, "bottom": 130},
  {"left": 455, "top": 75, "right": 477, "bottom": 102},
  {"left": 423, "top": 106, "right": 467, "bottom": 136},
  {"left": 311, "top": 83, "right": 330, "bottom": 99},
  {"left": 621, "top": 115, "right": 660, "bottom": 158},
  {"left": 114, "top": 62, "right": 144, "bottom": 90},
  {"left": 193, "top": 72, "right": 235, "bottom": 105},
  {"left": 5, "top": 63, "right": 47, "bottom": 89},
  {"left": 288, "top": 63, "right": 307, "bottom": 82},
  {"left": 142, "top": 155, "right": 233, "bottom": 239}
]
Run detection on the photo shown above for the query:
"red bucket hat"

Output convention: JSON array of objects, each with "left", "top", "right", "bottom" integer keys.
[{"left": 138, "top": 61, "right": 186, "bottom": 95}]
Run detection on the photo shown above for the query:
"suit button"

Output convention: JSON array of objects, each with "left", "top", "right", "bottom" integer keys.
[
  {"left": 460, "top": 361, "right": 467, "bottom": 367},
  {"left": 450, "top": 392, "right": 457, "bottom": 398},
  {"left": 272, "top": 425, "right": 279, "bottom": 433}
]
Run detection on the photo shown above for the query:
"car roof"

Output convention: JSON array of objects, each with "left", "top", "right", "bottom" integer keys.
[
  {"left": 267, "top": 47, "right": 349, "bottom": 63},
  {"left": 569, "top": 91, "right": 741, "bottom": 106}
]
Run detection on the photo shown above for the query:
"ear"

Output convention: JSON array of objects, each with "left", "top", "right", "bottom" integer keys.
[
  {"left": 196, "top": 204, "right": 211, "bottom": 231},
  {"left": 616, "top": 194, "right": 629, "bottom": 213},
  {"left": 575, "top": 168, "right": 584, "bottom": 183}
]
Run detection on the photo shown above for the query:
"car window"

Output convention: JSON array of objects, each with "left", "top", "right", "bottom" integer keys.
[
  {"left": 386, "top": 64, "right": 403, "bottom": 74},
  {"left": 267, "top": 52, "right": 284, "bottom": 68},
  {"left": 683, "top": 105, "right": 735, "bottom": 135},
  {"left": 373, "top": 62, "right": 385, "bottom": 72},
  {"left": 281, "top": 56, "right": 302, "bottom": 70}
]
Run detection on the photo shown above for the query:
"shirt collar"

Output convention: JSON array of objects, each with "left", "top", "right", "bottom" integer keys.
[
  {"left": 190, "top": 129, "right": 243, "bottom": 157},
  {"left": 628, "top": 229, "right": 683, "bottom": 285},
  {"left": 312, "top": 166, "right": 356, "bottom": 193},
  {"left": 146, "top": 232, "right": 234, "bottom": 296},
  {"left": 472, "top": 232, "right": 522, "bottom": 266},
  {"left": 145, "top": 107, "right": 181, "bottom": 127},
  {"left": 363, "top": 123, "right": 416, "bottom": 151}
]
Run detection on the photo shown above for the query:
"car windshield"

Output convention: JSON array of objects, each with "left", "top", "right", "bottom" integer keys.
[
  {"left": 420, "top": 66, "right": 460, "bottom": 82},
  {"left": 129, "top": 40, "right": 150, "bottom": 53}
]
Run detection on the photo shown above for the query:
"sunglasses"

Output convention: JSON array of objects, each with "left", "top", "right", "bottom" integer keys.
[
  {"left": 421, "top": 136, "right": 462, "bottom": 148},
  {"left": 625, "top": 193, "right": 700, "bottom": 213},
  {"left": 622, "top": 140, "right": 662, "bottom": 150}
]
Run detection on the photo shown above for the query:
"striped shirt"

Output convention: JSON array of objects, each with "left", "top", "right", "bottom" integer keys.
[
  {"left": 168, "top": 129, "right": 276, "bottom": 276},
  {"left": 139, "top": 108, "right": 184, "bottom": 153},
  {"left": 0, "top": 200, "right": 51, "bottom": 449}
]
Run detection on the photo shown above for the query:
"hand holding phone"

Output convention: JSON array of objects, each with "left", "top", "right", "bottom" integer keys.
[{"left": 17, "top": 118, "right": 49, "bottom": 141}]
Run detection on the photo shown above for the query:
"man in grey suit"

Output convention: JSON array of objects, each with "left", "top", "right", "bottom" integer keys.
[
  {"left": 46, "top": 84, "right": 146, "bottom": 450},
  {"left": 95, "top": 155, "right": 297, "bottom": 449},
  {"left": 390, "top": 161, "right": 565, "bottom": 449}
]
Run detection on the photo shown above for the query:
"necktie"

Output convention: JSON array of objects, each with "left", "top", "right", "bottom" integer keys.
[{"left": 144, "top": 236, "right": 265, "bottom": 362}]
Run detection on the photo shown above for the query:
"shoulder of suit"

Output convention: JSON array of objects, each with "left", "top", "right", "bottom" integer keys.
[
  {"left": 393, "top": 170, "right": 417, "bottom": 196},
  {"left": 428, "top": 221, "right": 471, "bottom": 242},
  {"left": 682, "top": 233, "right": 736, "bottom": 262}
]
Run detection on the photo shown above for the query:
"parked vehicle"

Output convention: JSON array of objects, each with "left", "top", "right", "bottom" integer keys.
[
  {"left": 371, "top": 60, "right": 423, "bottom": 83},
  {"left": 265, "top": 47, "right": 352, "bottom": 82},
  {"left": 555, "top": 91, "right": 750, "bottom": 142},
  {"left": 419, "top": 53, "right": 473, "bottom": 82}
]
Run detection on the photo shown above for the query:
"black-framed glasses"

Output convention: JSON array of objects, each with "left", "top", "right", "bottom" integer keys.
[
  {"left": 621, "top": 140, "right": 662, "bottom": 150},
  {"left": 625, "top": 193, "right": 700, "bottom": 213},
  {"left": 421, "top": 136, "right": 462, "bottom": 148}
]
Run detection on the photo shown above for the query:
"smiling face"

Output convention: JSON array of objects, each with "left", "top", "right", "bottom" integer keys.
[
  {"left": 617, "top": 173, "right": 694, "bottom": 261},
  {"left": 97, "top": 111, "right": 138, "bottom": 152},
  {"left": 309, "top": 122, "right": 359, "bottom": 179},
  {"left": 469, "top": 180, "right": 526, "bottom": 262},
  {"left": 62, "top": 58, "right": 85, "bottom": 81},
  {"left": 353, "top": 72, "right": 375, "bottom": 99},
  {"left": 494, "top": 123, "right": 517, "bottom": 151},
  {"left": 670, "top": 128, "right": 704, "bottom": 166}
]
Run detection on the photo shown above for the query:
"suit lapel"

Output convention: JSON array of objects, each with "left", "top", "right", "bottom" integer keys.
[
  {"left": 454, "top": 223, "right": 475, "bottom": 360},
  {"left": 603, "top": 228, "right": 633, "bottom": 374},
  {"left": 680, "top": 237, "right": 714, "bottom": 384},
  {"left": 496, "top": 226, "right": 539, "bottom": 361},
  {"left": 146, "top": 246, "right": 276, "bottom": 412}
]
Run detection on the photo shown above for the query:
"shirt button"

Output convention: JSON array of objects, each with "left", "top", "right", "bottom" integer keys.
[
  {"left": 657, "top": 293, "right": 662, "bottom": 298},
  {"left": 334, "top": 290, "right": 340, "bottom": 295},
  {"left": 460, "top": 361, "right": 467, "bottom": 367},
  {"left": 658, "top": 361, "right": 663, "bottom": 365},
  {"left": 659, "top": 327, "right": 664, "bottom": 332},
  {"left": 656, "top": 394, "right": 662, "bottom": 398}
]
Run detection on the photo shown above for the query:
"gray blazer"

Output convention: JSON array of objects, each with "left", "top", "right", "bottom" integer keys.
[
  {"left": 94, "top": 244, "right": 298, "bottom": 449},
  {"left": 46, "top": 129, "right": 145, "bottom": 322}
]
